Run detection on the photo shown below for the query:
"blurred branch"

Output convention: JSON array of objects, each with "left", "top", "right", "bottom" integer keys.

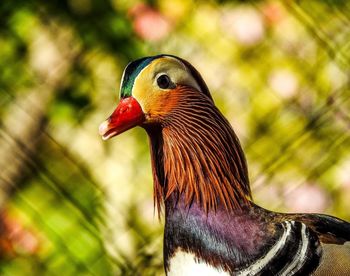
[
  {"left": 285, "top": 1, "right": 350, "bottom": 71},
  {"left": 0, "top": 17, "right": 79, "bottom": 207}
]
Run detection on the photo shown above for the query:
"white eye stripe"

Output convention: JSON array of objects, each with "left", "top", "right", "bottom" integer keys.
[
  {"left": 155, "top": 72, "right": 169, "bottom": 79},
  {"left": 153, "top": 57, "right": 202, "bottom": 92}
]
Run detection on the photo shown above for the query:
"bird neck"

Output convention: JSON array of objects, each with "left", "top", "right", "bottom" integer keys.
[
  {"left": 145, "top": 88, "right": 252, "bottom": 214},
  {"left": 163, "top": 195, "right": 268, "bottom": 273}
]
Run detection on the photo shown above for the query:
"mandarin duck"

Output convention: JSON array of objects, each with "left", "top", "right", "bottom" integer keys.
[{"left": 99, "top": 55, "right": 350, "bottom": 275}]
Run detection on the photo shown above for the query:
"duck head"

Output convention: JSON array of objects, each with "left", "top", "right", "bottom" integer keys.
[
  {"left": 99, "top": 54, "right": 211, "bottom": 139},
  {"left": 99, "top": 54, "right": 251, "bottom": 213}
]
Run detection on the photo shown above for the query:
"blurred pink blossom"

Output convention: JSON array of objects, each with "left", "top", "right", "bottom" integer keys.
[
  {"left": 269, "top": 69, "right": 298, "bottom": 98},
  {"left": 0, "top": 211, "right": 40, "bottom": 257},
  {"left": 336, "top": 159, "right": 350, "bottom": 190},
  {"left": 262, "top": 2, "right": 285, "bottom": 25},
  {"left": 284, "top": 184, "right": 329, "bottom": 213},
  {"left": 129, "top": 3, "right": 171, "bottom": 42},
  {"left": 221, "top": 6, "right": 265, "bottom": 46}
]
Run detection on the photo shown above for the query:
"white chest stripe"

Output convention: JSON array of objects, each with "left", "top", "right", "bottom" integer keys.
[
  {"left": 281, "top": 223, "right": 309, "bottom": 275},
  {"left": 237, "top": 221, "right": 292, "bottom": 276},
  {"left": 168, "top": 251, "right": 229, "bottom": 276}
]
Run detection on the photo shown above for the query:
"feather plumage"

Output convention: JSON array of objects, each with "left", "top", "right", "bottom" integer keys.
[
  {"left": 99, "top": 54, "right": 350, "bottom": 275},
  {"left": 146, "top": 86, "right": 251, "bottom": 214}
]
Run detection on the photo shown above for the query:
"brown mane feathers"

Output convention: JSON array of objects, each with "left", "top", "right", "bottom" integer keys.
[{"left": 145, "top": 86, "right": 251, "bottom": 214}]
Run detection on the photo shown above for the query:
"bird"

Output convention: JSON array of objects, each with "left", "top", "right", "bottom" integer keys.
[{"left": 99, "top": 54, "right": 350, "bottom": 275}]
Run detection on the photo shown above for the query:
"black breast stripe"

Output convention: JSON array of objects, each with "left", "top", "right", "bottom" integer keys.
[{"left": 235, "top": 221, "right": 322, "bottom": 276}]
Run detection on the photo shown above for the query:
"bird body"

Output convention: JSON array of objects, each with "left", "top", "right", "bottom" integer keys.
[{"left": 99, "top": 55, "right": 350, "bottom": 275}]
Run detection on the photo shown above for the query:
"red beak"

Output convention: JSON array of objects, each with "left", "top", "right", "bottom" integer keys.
[{"left": 99, "top": 96, "right": 145, "bottom": 140}]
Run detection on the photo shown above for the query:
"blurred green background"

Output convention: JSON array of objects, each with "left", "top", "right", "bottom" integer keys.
[{"left": 1, "top": 0, "right": 350, "bottom": 275}]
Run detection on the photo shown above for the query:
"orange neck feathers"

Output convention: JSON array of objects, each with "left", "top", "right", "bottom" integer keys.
[{"left": 145, "top": 86, "right": 252, "bottom": 214}]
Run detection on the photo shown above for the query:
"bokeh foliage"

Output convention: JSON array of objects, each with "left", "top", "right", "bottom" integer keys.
[{"left": 0, "top": 0, "right": 350, "bottom": 275}]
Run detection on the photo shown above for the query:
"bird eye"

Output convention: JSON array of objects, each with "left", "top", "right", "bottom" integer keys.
[{"left": 157, "top": 74, "right": 172, "bottom": 89}]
